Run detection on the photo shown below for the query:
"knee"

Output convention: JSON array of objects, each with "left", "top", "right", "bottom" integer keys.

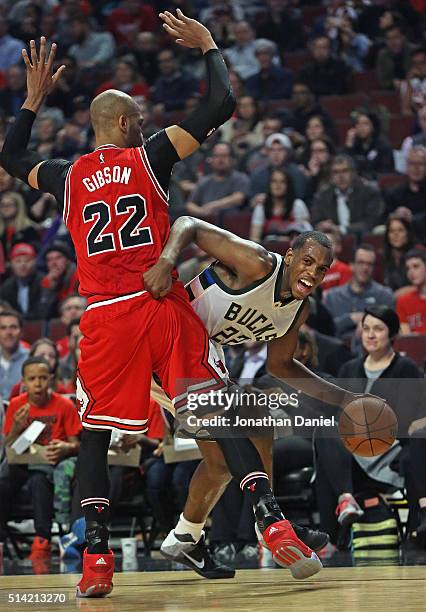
[{"left": 203, "top": 457, "right": 232, "bottom": 486}]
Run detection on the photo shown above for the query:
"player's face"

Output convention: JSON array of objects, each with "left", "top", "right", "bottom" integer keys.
[
  {"left": 361, "top": 315, "right": 391, "bottom": 355},
  {"left": 125, "top": 111, "right": 144, "bottom": 147},
  {"left": 23, "top": 363, "right": 51, "bottom": 404},
  {"left": 284, "top": 241, "right": 332, "bottom": 299}
]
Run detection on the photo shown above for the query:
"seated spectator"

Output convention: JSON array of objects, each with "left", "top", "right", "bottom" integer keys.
[
  {"left": 0, "top": 191, "right": 40, "bottom": 256},
  {"left": 315, "top": 305, "right": 425, "bottom": 547},
  {"left": 333, "top": 15, "right": 371, "bottom": 73},
  {"left": 10, "top": 337, "right": 75, "bottom": 399},
  {"left": 223, "top": 21, "right": 258, "bottom": 80},
  {"left": 324, "top": 244, "right": 395, "bottom": 346},
  {"left": 344, "top": 111, "right": 394, "bottom": 179},
  {"left": 0, "top": 64, "right": 27, "bottom": 118},
  {"left": 201, "top": 3, "right": 239, "bottom": 49},
  {"left": 396, "top": 249, "right": 426, "bottom": 334},
  {"left": 95, "top": 56, "right": 149, "bottom": 98},
  {"left": 384, "top": 145, "right": 426, "bottom": 218},
  {"left": 151, "top": 48, "right": 199, "bottom": 113},
  {"left": 106, "top": 0, "right": 157, "bottom": 46},
  {"left": 249, "top": 169, "right": 310, "bottom": 243},
  {"left": 298, "top": 35, "right": 350, "bottom": 97},
  {"left": 68, "top": 14, "right": 116, "bottom": 71},
  {"left": 58, "top": 318, "right": 82, "bottom": 388},
  {"left": 0, "top": 243, "right": 49, "bottom": 320},
  {"left": 400, "top": 106, "right": 426, "bottom": 169},
  {"left": 41, "top": 242, "right": 79, "bottom": 317},
  {"left": 55, "top": 295, "right": 86, "bottom": 358},
  {"left": 376, "top": 25, "right": 413, "bottom": 90},
  {"left": 300, "top": 137, "right": 335, "bottom": 205},
  {"left": 255, "top": 0, "right": 304, "bottom": 52},
  {"left": 290, "top": 82, "right": 336, "bottom": 142},
  {"left": 0, "top": 357, "right": 81, "bottom": 559},
  {"left": 311, "top": 155, "right": 384, "bottom": 237},
  {"left": 220, "top": 95, "right": 263, "bottom": 150},
  {"left": 321, "top": 229, "right": 352, "bottom": 295},
  {"left": 384, "top": 213, "right": 420, "bottom": 293},
  {"left": 128, "top": 31, "right": 159, "bottom": 87},
  {"left": 46, "top": 56, "right": 89, "bottom": 119},
  {"left": 0, "top": 15, "right": 25, "bottom": 71},
  {"left": 400, "top": 47, "right": 426, "bottom": 115},
  {"left": 249, "top": 133, "right": 306, "bottom": 204},
  {"left": 245, "top": 38, "right": 293, "bottom": 100},
  {"left": 0, "top": 309, "right": 29, "bottom": 399},
  {"left": 241, "top": 115, "right": 284, "bottom": 175},
  {"left": 186, "top": 143, "right": 249, "bottom": 219}
]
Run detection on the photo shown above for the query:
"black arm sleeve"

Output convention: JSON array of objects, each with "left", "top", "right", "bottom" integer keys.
[
  {"left": 0, "top": 108, "right": 71, "bottom": 214},
  {"left": 0, "top": 109, "right": 45, "bottom": 183},
  {"left": 180, "top": 49, "right": 235, "bottom": 143},
  {"left": 145, "top": 129, "right": 180, "bottom": 195}
]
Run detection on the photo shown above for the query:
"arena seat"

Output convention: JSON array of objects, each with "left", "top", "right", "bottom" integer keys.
[
  {"left": 47, "top": 318, "right": 67, "bottom": 342},
  {"left": 340, "top": 234, "right": 355, "bottom": 263},
  {"left": 302, "top": 5, "right": 327, "bottom": 28},
  {"left": 320, "top": 94, "right": 366, "bottom": 120},
  {"left": 335, "top": 118, "right": 353, "bottom": 146},
  {"left": 260, "top": 238, "right": 290, "bottom": 256},
  {"left": 378, "top": 173, "right": 406, "bottom": 190},
  {"left": 393, "top": 334, "right": 426, "bottom": 368},
  {"left": 222, "top": 210, "right": 252, "bottom": 239},
  {"left": 369, "top": 91, "right": 401, "bottom": 115},
  {"left": 22, "top": 320, "right": 46, "bottom": 345},
  {"left": 363, "top": 233, "right": 385, "bottom": 253},
  {"left": 284, "top": 52, "right": 310, "bottom": 73},
  {"left": 387, "top": 115, "right": 415, "bottom": 149},
  {"left": 353, "top": 70, "right": 379, "bottom": 92}
]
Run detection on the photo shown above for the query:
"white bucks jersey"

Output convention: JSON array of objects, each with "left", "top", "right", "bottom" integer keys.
[{"left": 185, "top": 253, "right": 306, "bottom": 346}]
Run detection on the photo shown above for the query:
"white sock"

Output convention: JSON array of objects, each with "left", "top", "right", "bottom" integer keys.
[{"left": 174, "top": 513, "right": 205, "bottom": 543}]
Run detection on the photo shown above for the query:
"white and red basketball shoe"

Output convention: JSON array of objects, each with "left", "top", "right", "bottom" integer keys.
[{"left": 76, "top": 549, "right": 114, "bottom": 598}]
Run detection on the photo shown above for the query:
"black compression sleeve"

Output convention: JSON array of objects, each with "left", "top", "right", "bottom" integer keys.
[
  {"left": 145, "top": 129, "right": 180, "bottom": 194},
  {"left": 179, "top": 49, "right": 236, "bottom": 143},
  {"left": 0, "top": 109, "right": 45, "bottom": 184}
]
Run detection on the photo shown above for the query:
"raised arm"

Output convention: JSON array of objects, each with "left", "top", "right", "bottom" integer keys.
[
  {"left": 143, "top": 216, "right": 272, "bottom": 298},
  {"left": 159, "top": 10, "right": 236, "bottom": 160},
  {"left": 0, "top": 37, "right": 70, "bottom": 203}
]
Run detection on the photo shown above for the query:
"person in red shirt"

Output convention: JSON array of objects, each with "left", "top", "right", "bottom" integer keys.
[
  {"left": 321, "top": 229, "right": 352, "bottom": 295},
  {"left": 1, "top": 357, "right": 81, "bottom": 558},
  {"left": 397, "top": 249, "right": 426, "bottom": 333},
  {"left": 107, "top": 0, "right": 157, "bottom": 46}
]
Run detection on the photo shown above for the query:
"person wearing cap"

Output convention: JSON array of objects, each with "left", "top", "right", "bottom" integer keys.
[
  {"left": 315, "top": 305, "right": 426, "bottom": 548},
  {"left": 0, "top": 242, "right": 47, "bottom": 320},
  {"left": 41, "top": 242, "right": 79, "bottom": 318},
  {"left": 249, "top": 132, "right": 306, "bottom": 206},
  {"left": 245, "top": 39, "right": 293, "bottom": 100}
]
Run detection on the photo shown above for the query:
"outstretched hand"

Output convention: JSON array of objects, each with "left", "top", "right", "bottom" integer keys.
[
  {"left": 159, "top": 9, "right": 216, "bottom": 53},
  {"left": 22, "top": 37, "right": 65, "bottom": 113}
]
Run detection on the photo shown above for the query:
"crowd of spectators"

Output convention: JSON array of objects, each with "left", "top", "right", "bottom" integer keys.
[{"left": 0, "top": 0, "right": 425, "bottom": 567}]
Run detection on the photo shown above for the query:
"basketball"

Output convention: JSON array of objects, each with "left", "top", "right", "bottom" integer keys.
[{"left": 338, "top": 396, "right": 398, "bottom": 457}]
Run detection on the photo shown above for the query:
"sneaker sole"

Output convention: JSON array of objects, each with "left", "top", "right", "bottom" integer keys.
[
  {"left": 272, "top": 544, "right": 322, "bottom": 579},
  {"left": 76, "top": 583, "right": 113, "bottom": 598},
  {"left": 160, "top": 549, "right": 235, "bottom": 579},
  {"left": 338, "top": 510, "right": 364, "bottom": 528}
]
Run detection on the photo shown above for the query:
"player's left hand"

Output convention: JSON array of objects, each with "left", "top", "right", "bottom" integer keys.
[{"left": 143, "top": 258, "right": 173, "bottom": 299}]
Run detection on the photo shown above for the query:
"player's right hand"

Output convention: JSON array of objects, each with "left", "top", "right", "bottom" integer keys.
[{"left": 143, "top": 257, "right": 173, "bottom": 299}]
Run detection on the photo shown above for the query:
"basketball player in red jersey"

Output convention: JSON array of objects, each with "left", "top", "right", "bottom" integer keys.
[{"left": 1, "top": 12, "right": 323, "bottom": 595}]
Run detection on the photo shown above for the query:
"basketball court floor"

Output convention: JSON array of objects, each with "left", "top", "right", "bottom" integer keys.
[{"left": 1, "top": 548, "right": 426, "bottom": 611}]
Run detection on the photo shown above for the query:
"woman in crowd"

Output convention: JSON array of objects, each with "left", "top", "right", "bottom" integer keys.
[
  {"left": 0, "top": 191, "right": 39, "bottom": 256},
  {"left": 384, "top": 213, "right": 419, "bottom": 293},
  {"left": 249, "top": 168, "right": 311, "bottom": 242},
  {"left": 344, "top": 111, "right": 394, "bottom": 178},
  {"left": 220, "top": 95, "right": 263, "bottom": 150},
  {"left": 96, "top": 56, "right": 150, "bottom": 98},
  {"left": 299, "top": 137, "right": 335, "bottom": 204}
]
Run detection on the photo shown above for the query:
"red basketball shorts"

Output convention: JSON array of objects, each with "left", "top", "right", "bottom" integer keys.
[{"left": 76, "top": 283, "right": 227, "bottom": 433}]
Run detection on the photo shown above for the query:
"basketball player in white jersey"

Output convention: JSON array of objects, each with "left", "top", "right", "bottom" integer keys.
[{"left": 144, "top": 218, "right": 360, "bottom": 578}]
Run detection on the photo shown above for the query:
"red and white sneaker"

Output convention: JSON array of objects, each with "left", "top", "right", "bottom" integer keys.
[
  {"left": 76, "top": 549, "right": 114, "bottom": 598},
  {"left": 336, "top": 493, "right": 364, "bottom": 527},
  {"left": 262, "top": 519, "right": 322, "bottom": 580}
]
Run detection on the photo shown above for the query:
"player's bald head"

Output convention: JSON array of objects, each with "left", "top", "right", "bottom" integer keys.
[
  {"left": 90, "top": 89, "right": 144, "bottom": 147},
  {"left": 90, "top": 89, "right": 139, "bottom": 130}
]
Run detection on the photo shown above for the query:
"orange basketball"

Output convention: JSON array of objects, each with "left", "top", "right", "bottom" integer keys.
[{"left": 338, "top": 396, "right": 398, "bottom": 457}]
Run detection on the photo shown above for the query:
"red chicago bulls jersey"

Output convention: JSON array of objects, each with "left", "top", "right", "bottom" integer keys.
[{"left": 64, "top": 144, "right": 174, "bottom": 303}]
